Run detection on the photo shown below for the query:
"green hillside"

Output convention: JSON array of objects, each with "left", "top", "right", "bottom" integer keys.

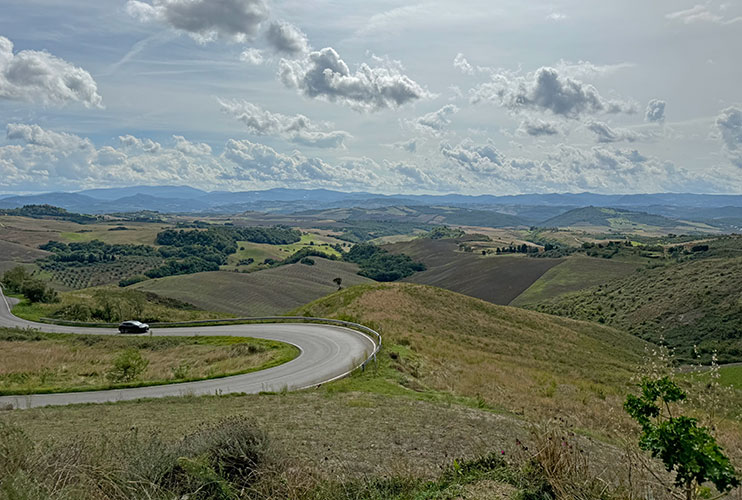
[
  {"left": 540, "top": 206, "right": 717, "bottom": 234},
  {"left": 530, "top": 257, "right": 742, "bottom": 363},
  {"left": 511, "top": 255, "right": 641, "bottom": 305},
  {"left": 134, "top": 258, "right": 373, "bottom": 315}
]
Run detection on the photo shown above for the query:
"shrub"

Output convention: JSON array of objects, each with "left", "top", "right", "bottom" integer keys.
[
  {"left": 625, "top": 376, "right": 739, "bottom": 499},
  {"left": 300, "top": 257, "right": 315, "bottom": 265},
  {"left": 107, "top": 349, "right": 149, "bottom": 382},
  {"left": 20, "top": 280, "right": 58, "bottom": 303},
  {"left": 118, "top": 275, "right": 149, "bottom": 287}
]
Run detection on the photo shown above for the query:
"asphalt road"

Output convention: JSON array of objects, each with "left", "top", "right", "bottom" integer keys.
[{"left": 0, "top": 290, "right": 376, "bottom": 409}]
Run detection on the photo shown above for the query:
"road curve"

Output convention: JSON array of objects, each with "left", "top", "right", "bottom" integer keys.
[{"left": 0, "top": 290, "right": 375, "bottom": 409}]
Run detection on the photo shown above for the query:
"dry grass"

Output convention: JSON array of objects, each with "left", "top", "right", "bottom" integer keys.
[
  {"left": 0, "top": 331, "right": 296, "bottom": 394},
  {"left": 293, "top": 283, "right": 648, "bottom": 435}
]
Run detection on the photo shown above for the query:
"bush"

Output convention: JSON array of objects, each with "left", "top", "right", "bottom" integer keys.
[
  {"left": 625, "top": 377, "right": 739, "bottom": 498},
  {"left": 107, "top": 349, "right": 149, "bottom": 382},
  {"left": 118, "top": 275, "right": 149, "bottom": 287},
  {"left": 20, "top": 280, "right": 58, "bottom": 303},
  {"left": 300, "top": 257, "right": 315, "bottom": 265},
  {"left": 0, "top": 266, "right": 31, "bottom": 294}
]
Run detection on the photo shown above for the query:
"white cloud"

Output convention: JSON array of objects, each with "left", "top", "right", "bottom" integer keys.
[
  {"left": 0, "top": 36, "right": 102, "bottom": 108},
  {"left": 222, "top": 139, "right": 381, "bottom": 187},
  {"left": 585, "top": 121, "right": 642, "bottom": 143},
  {"left": 645, "top": 99, "right": 666, "bottom": 123},
  {"left": 470, "top": 66, "right": 635, "bottom": 118},
  {"left": 716, "top": 106, "right": 742, "bottom": 167},
  {"left": 519, "top": 119, "right": 561, "bottom": 137},
  {"left": 435, "top": 138, "right": 724, "bottom": 193},
  {"left": 265, "top": 21, "right": 309, "bottom": 56},
  {"left": 390, "top": 138, "right": 419, "bottom": 153},
  {"left": 278, "top": 47, "right": 432, "bottom": 112},
  {"left": 546, "top": 13, "right": 567, "bottom": 21},
  {"left": 219, "top": 99, "right": 351, "bottom": 148},
  {"left": 173, "top": 135, "right": 212, "bottom": 156},
  {"left": 240, "top": 48, "right": 264, "bottom": 65},
  {"left": 408, "top": 104, "right": 459, "bottom": 134},
  {"left": 440, "top": 139, "right": 505, "bottom": 172},
  {"left": 666, "top": 4, "right": 742, "bottom": 25},
  {"left": 453, "top": 53, "right": 474, "bottom": 75},
  {"left": 125, "top": 0, "right": 269, "bottom": 43},
  {"left": 119, "top": 134, "right": 162, "bottom": 153}
]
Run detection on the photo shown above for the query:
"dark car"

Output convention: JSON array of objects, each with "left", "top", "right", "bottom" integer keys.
[{"left": 118, "top": 320, "right": 150, "bottom": 333}]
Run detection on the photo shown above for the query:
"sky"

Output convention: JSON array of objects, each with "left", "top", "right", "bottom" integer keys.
[{"left": 0, "top": 0, "right": 741, "bottom": 195}]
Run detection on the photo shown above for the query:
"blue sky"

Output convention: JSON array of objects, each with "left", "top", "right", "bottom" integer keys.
[{"left": 0, "top": 0, "right": 740, "bottom": 194}]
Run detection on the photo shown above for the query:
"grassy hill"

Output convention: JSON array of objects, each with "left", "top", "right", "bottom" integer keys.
[
  {"left": 385, "top": 238, "right": 563, "bottom": 304},
  {"left": 510, "top": 255, "right": 642, "bottom": 306},
  {"left": 530, "top": 256, "right": 742, "bottom": 363},
  {"left": 134, "top": 258, "right": 373, "bottom": 315},
  {"left": 293, "top": 282, "right": 647, "bottom": 430}
]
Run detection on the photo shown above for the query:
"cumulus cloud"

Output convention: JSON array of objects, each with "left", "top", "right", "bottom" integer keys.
[
  {"left": 0, "top": 36, "right": 102, "bottom": 108},
  {"left": 645, "top": 99, "right": 666, "bottom": 122},
  {"left": 716, "top": 106, "right": 742, "bottom": 167},
  {"left": 278, "top": 47, "right": 431, "bottom": 111},
  {"left": 0, "top": 124, "right": 389, "bottom": 191},
  {"left": 409, "top": 104, "right": 459, "bottom": 134},
  {"left": 440, "top": 139, "right": 505, "bottom": 172},
  {"left": 265, "top": 21, "right": 309, "bottom": 56},
  {"left": 119, "top": 134, "right": 162, "bottom": 153},
  {"left": 219, "top": 99, "right": 351, "bottom": 148},
  {"left": 437, "top": 138, "right": 716, "bottom": 193},
  {"left": 390, "top": 161, "right": 436, "bottom": 188},
  {"left": 390, "top": 138, "right": 418, "bottom": 153},
  {"left": 125, "top": 0, "right": 269, "bottom": 43},
  {"left": 519, "top": 119, "right": 561, "bottom": 137},
  {"left": 470, "top": 66, "right": 635, "bottom": 118},
  {"left": 222, "top": 139, "right": 381, "bottom": 187},
  {"left": 240, "top": 48, "right": 264, "bottom": 65},
  {"left": 585, "top": 121, "right": 642, "bottom": 143},
  {"left": 453, "top": 53, "right": 474, "bottom": 75},
  {"left": 173, "top": 135, "right": 212, "bottom": 156}
]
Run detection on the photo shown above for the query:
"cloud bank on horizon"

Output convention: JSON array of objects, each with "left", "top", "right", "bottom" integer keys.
[{"left": 0, "top": 0, "right": 740, "bottom": 194}]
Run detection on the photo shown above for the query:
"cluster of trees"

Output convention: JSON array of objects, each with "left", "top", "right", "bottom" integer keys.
[
  {"left": 0, "top": 204, "right": 97, "bottom": 223},
  {"left": 40, "top": 240, "right": 157, "bottom": 263},
  {"left": 1, "top": 266, "right": 58, "bottom": 303},
  {"left": 426, "top": 226, "right": 465, "bottom": 240},
  {"left": 343, "top": 243, "right": 425, "bottom": 281},
  {"left": 156, "top": 225, "right": 300, "bottom": 249},
  {"left": 148, "top": 225, "right": 301, "bottom": 279},
  {"left": 495, "top": 244, "right": 539, "bottom": 255}
]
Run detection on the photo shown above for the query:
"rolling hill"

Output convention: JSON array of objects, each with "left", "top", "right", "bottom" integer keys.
[
  {"left": 384, "top": 238, "right": 563, "bottom": 304},
  {"left": 293, "top": 282, "right": 647, "bottom": 429},
  {"left": 541, "top": 206, "right": 684, "bottom": 228},
  {"left": 530, "top": 256, "right": 742, "bottom": 363},
  {"left": 134, "top": 258, "right": 373, "bottom": 315}
]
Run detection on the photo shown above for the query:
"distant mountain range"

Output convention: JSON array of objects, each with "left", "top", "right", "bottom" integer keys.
[{"left": 0, "top": 186, "right": 741, "bottom": 227}]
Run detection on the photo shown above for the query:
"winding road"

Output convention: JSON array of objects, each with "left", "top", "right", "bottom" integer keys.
[{"left": 0, "top": 290, "right": 376, "bottom": 409}]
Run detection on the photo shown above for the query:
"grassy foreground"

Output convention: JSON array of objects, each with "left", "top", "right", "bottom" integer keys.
[
  {"left": 2, "top": 283, "right": 740, "bottom": 499},
  {"left": 0, "top": 327, "right": 298, "bottom": 395}
]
